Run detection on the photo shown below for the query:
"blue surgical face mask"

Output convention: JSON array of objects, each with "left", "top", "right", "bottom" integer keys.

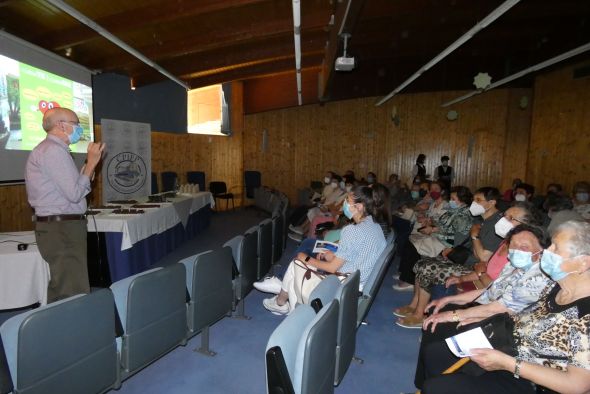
[
  {"left": 540, "top": 249, "right": 579, "bottom": 281},
  {"left": 411, "top": 190, "right": 420, "bottom": 200},
  {"left": 508, "top": 249, "right": 538, "bottom": 270},
  {"left": 367, "top": 176, "right": 375, "bottom": 184},
  {"left": 68, "top": 124, "right": 83, "bottom": 144},
  {"left": 343, "top": 200, "right": 354, "bottom": 219},
  {"left": 449, "top": 200, "right": 459, "bottom": 209}
]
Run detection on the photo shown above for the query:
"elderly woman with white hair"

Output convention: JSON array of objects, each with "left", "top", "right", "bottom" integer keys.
[{"left": 421, "top": 220, "right": 590, "bottom": 394}]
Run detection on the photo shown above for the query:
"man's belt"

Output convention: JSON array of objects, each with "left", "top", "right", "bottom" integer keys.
[{"left": 35, "top": 214, "right": 86, "bottom": 222}]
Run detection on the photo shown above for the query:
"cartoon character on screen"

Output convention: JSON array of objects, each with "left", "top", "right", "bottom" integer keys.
[{"left": 38, "top": 100, "right": 61, "bottom": 114}]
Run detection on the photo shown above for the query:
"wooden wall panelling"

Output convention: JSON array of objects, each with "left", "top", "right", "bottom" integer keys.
[
  {"left": 500, "top": 88, "right": 532, "bottom": 192},
  {"left": 243, "top": 88, "right": 530, "bottom": 204},
  {"left": 0, "top": 184, "right": 32, "bottom": 232},
  {"left": 527, "top": 62, "right": 590, "bottom": 195}
]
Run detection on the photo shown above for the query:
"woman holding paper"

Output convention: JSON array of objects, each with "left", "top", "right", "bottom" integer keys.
[
  {"left": 421, "top": 220, "right": 590, "bottom": 394},
  {"left": 413, "top": 224, "right": 551, "bottom": 390},
  {"left": 254, "top": 186, "right": 387, "bottom": 315}
]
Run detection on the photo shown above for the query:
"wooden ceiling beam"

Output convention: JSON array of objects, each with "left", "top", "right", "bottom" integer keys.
[
  {"left": 35, "top": 0, "right": 271, "bottom": 50},
  {"left": 317, "top": 0, "right": 366, "bottom": 101},
  {"left": 142, "top": 30, "right": 327, "bottom": 80},
  {"left": 134, "top": 53, "right": 323, "bottom": 89},
  {"left": 89, "top": 11, "right": 329, "bottom": 71}
]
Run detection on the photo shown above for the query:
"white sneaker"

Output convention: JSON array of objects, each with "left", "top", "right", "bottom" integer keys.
[
  {"left": 254, "top": 276, "right": 283, "bottom": 294},
  {"left": 263, "top": 296, "right": 290, "bottom": 315},
  {"left": 392, "top": 282, "right": 414, "bottom": 291},
  {"left": 289, "top": 224, "right": 304, "bottom": 235},
  {"left": 288, "top": 232, "right": 303, "bottom": 242}
]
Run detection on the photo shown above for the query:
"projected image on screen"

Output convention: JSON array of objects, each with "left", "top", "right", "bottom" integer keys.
[{"left": 0, "top": 54, "right": 93, "bottom": 153}]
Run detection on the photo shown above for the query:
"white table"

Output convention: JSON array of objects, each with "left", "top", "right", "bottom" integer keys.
[
  {"left": 85, "top": 192, "right": 214, "bottom": 282},
  {"left": 0, "top": 231, "right": 49, "bottom": 309},
  {"left": 87, "top": 192, "right": 214, "bottom": 251}
]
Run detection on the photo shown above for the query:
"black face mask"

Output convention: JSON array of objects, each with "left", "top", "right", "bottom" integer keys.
[{"left": 419, "top": 189, "right": 428, "bottom": 198}]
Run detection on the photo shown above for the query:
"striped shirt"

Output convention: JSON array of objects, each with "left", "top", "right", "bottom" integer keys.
[
  {"left": 25, "top": 134, "right": 90, "bottom": 216},
  {"left": 336, "top": 215, "right": 387, "bottom": 286}
]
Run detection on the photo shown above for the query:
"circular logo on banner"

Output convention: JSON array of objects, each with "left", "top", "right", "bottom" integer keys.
[{"left": 106, "top": 152, "right": 147, "bottom": 195}]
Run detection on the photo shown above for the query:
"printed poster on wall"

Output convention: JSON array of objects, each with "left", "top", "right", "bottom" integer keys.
[{"left": 101, "top": 118, "right": 151, "bottom": 202}]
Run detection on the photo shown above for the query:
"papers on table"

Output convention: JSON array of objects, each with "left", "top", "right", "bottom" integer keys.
[
  {"left": 312, "top": 240, "right": 338, "bottom": 254},
  {"left": 445, "top": 327, "right": 493, "bottom": 357}
]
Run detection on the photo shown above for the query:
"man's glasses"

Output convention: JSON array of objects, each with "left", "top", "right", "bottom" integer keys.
[{"left": 504, "top": 214, "right": 524, "bottom": 224}]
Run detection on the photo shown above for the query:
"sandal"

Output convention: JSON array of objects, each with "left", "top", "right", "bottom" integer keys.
[
  {"left": 392, "top": 305, "right": 415, "bottom": 318},
  {"left": 396, "top": 315, "right": 424, "bottom": 329}
]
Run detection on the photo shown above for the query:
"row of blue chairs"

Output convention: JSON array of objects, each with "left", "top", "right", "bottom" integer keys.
[
  {"left": 0, "top": 196, "right": 289, "bottom": 394},
  {"left": 265, "top": 232, "right": 396, "bottom": 393}
]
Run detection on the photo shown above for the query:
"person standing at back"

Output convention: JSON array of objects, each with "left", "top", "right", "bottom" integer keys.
[
  {"left": 412, "top": 153, "right": 428, "bottom": 183},
  {"left": 434, "top": 155, "right": 453, "bottom": 191},
  {"left": 25, "top": 107, "right": 105, "bottom": 303}
]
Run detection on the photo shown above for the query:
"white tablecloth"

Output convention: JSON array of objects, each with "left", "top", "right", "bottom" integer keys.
[
  {"left": 0, "top": 231, "right": 50, "bottom": 309},
  {"left": 86, "top": 192, "right": 214, "bottom": 251}
]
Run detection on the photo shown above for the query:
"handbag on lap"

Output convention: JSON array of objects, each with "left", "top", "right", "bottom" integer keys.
[{"left": 292, "top": 259, "right": 348, "bottom": 304}]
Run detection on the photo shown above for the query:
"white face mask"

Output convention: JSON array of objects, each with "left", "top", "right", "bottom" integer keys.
[
  {"left": 330, "top": 181, "right": 338, "bottom": 189},
  {"left": 576, "top": 192, "right": 589, "bottom": 203},
  {"left": 494, "top": 217, "right": 514, "bottom": 238},
  {"left": 469, "top": 201, "right": 486, "bottom": 217},
  {"left": 345, "top": 185, "right": 353, "bottom": 192},
  {"left": 324, "top": 177, "right": 331, "bottom": 184},
  {"left": 514, "top": 194, "right": 527, "bottom": 202},
  {"left": 339, "top": 181, "right": 345, "bottom": 189}
]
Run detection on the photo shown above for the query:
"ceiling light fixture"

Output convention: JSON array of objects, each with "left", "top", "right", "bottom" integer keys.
[
  {"left": 45, "top": 0, "right": 189, "bottom": 90},
  {"left": 375, "top": 0, "right": 520, "bottom": 106},
  {"left": 441, "top": 42, "right": 590, "bottom": 107}
]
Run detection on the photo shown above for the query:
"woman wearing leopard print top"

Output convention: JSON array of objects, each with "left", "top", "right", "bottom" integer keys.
[{"left": 422, "top": 220, "right": 590, "bottom": 394}]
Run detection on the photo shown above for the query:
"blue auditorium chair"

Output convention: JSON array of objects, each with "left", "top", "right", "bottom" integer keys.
[
  {"left": 223, "top": 227, "right": 259, "bottom": 319},
  {"left": 244, "top": 170, "right": 261, "bottom": 199},
  {"left": 357, "top": 234, "right": 396, "bottom": 327},
  {"left": 0, "top": 289, "right": 118, "bottom": 394},
  {"left": 256, "top": 219, "right": 273, "bottom": 280},
  {"left": 186, "top": 171, "right": 206, "bottom": 192},
  {"left": 161, "top": 171, "right": 178, "bottom": 192},
  {"left": 179, "top": 247, "right": 233, "bottom": 356},
  {"left": 265, "top": 301, "right": 339, "bottom": 394},
  {"left": 110, "top": 264, "right": 187, "bottom": 382},
  {"left": 310, "top": 271, "right": 361, "bottom": 385}
]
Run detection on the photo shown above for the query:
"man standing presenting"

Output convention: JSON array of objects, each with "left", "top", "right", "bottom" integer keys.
[{"left": 25, "top": 107, "right": 105, "bottom": 303}]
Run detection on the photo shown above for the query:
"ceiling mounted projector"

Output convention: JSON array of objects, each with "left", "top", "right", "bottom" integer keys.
[{"left": 335, "top": 33, "right": 355, "bottom": 72}]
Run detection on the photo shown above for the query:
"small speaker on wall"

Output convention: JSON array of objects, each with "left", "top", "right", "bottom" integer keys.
[{"left": 446, "top": 110, "right": 458, "bottom": 121}]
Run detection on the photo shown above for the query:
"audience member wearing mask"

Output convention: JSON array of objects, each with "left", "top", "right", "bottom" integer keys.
[
  {"left": 395, "top": 204, "right": 540, "bottom": 329},
  {"left": 393, "top": 186, "right": 473, "bottom": 292},
  {"left": 419, "top": 181, "right": 450, "bottom": 224},
  {"left": 255, "top": 186, "right": 386, "bottom": 315},
  {"left": 468, "top": 187, "right": 504, "bottom": 264},
  {"left": 502, "top": 178, "right": 522, "bottom": 202},
  {"left": 290, "top": 172, "right": 345, "bottom": 241},
  {"left": 421, "top": 221, "right": 590, "bottom": 394},
  {"left": 434, "top": 155, "right": 454, "bottom": 191},
  {"left": 414, "top": 224, "right": 552, "bottom": 390},
  {"left": 366, "top": 171, "right": 377, "bottom": 185},
  {"left": 572, "top": 181, "right": 590, "bottom": 220},
  {"left": 514, "top": 183, "right": 535, "bottom": 202}
]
